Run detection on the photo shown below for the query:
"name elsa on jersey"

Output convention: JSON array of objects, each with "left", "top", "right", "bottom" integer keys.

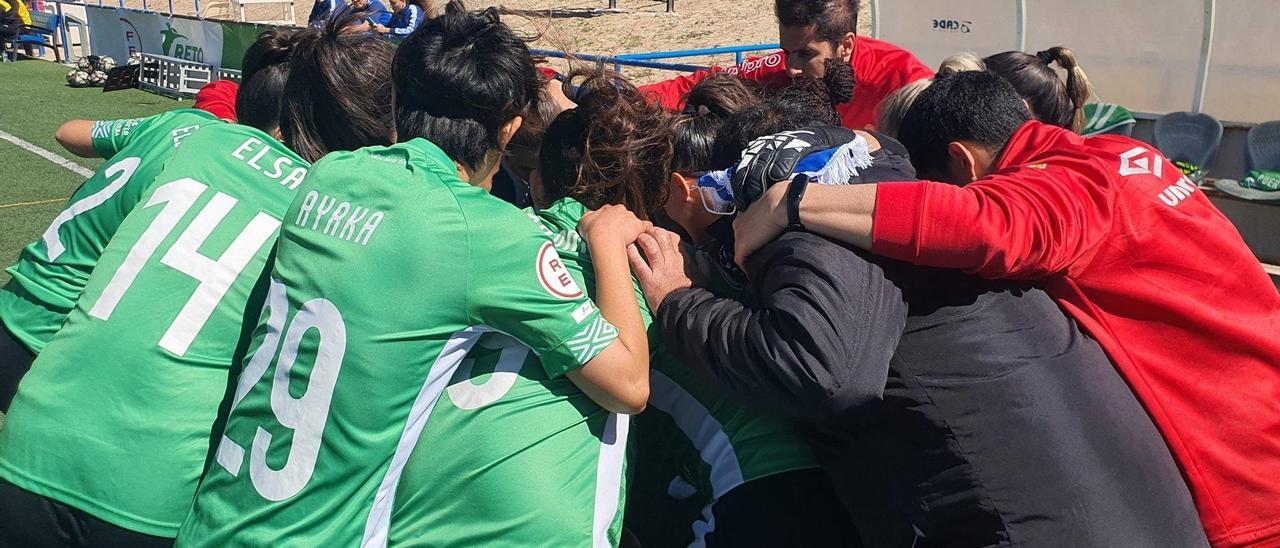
[{"left": 231, "top": 138, "right": 308, "bottom": 190}]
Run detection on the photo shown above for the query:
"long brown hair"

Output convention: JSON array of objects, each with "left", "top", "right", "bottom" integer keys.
[
  {"left": 279, "top": 12, "right": 395, "bottom": 162},
  {"left": 538, "top": 68, "right": 673, "bottom": 220},
  {"left": 984, "top": 46, "right": 1092, "bottom": 132}
]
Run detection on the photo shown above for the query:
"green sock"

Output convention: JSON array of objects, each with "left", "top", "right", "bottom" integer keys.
[{"left": 1243, "top": 170, "right": 1280, "bottom": 191}]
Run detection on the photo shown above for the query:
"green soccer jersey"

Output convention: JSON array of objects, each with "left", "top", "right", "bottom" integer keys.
[
  {"left": 177, "top": 139, "right": 625, "bottom": 547},
  {"left": 0, "top": 109, "right": 221, "bottom": 354},
  {"left": 0, "top": 123, "right": 308, "bottom": 536},
  {"left": 531, "top": 199, "right": 820, "bottom": 546}
]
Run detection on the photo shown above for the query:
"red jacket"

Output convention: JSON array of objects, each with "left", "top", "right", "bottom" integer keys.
[
  {"left": 194, "top": 80, "right": 239, "bottom": 121},
  {"left": 639, "top": 36, "right": 932, "bottom": 130},
  {"left": 873, "top": 121, "right": 1280, "bottom": 548}
]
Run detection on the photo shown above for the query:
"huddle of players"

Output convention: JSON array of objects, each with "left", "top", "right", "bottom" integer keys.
[
  {"left": 0, "top": 6, "right": 762, "bottom": 546},
  {"left": 3, "top": 0, "right": 1280, "bottom": 547}
]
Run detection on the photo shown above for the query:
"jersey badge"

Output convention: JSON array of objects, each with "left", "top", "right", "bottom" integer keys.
[{"left": 536, "top": 241, "right": 584, "bottom": 299}]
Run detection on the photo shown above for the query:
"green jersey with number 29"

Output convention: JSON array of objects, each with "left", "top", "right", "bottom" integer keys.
[
  {"left": 177, "top": 138, "right": 625, "bottom": 547},
  {"left": 0, "top": 109, "right": 221, "bottom": 353},
  {"left": 0, "top": 123, "right": 307, "bottom": 536}
]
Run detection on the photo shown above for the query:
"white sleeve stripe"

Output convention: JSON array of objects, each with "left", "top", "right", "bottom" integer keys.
[
  {"left": 566, "top": 315, "right": 617, "bottom": 364},
  {"left": 391, "top": 6, "right": 418, "bottom": 34}
]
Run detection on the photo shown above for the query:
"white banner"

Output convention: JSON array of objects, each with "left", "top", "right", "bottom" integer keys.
[
  {"left": 84, "top": 6, "right": 224, "bottom": 68},
  {"left": 872, "top": 0, "right": 1280, "bottom": 122}
]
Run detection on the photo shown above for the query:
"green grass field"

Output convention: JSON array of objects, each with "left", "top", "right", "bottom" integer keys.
[
  {"left": 0, "top": 59, "right": 184, "bottom": 427},
  {"left": 0, "top": 58, "right": 184, "bottom": 285}
]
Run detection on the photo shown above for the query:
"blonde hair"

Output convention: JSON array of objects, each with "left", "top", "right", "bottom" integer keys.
[
  {"left": 877, "top": 53, "right": 986, "bottom": 137},
  {"left": 877, "top": 79, "right": 931, "bottom": 138},
  {"left": 938, "top": 52, "right": 987, "bottom": 75}
]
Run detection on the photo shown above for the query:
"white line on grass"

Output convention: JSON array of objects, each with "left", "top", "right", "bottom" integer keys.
[{"left": 0, "top": 129, "right": 93, "bottom": 178}]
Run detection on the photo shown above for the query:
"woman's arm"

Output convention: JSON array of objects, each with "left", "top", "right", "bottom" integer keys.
[
  {"left": 566, "top": 205, "right": 652, "bottom": 414},
  {"left": 735, "top": 164, "right": 1115, "bottom": 280},
  {"left": 732, "top": 181, "right": 877, "bottom": 265},
  {"left": 55, "top": 120, "right": 100, "bottom": 158}
]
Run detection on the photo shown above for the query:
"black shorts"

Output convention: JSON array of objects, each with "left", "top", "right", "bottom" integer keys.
[
  {"left": 701, "top": 468, "right": 861, "bottom": 548},
  {"left": 0, "top": 318, "right": 34, "bottom": 412},
  {"left": 0, "top": 480, "right": 174, "bottom": 548}
]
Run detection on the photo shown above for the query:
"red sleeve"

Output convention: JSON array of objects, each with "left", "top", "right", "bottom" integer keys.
[
  {"left": 726, "top": 51, "right": 792, "bottom": 88},
  {"left": 639, "top": 69, "right": 715, "bottom": 111},
  {"left": 638, "top": 51, "right": 792, "bottom": 111},
  {"left": 898, "top": 54, "right": 934, "bottom": 87},
  {"left": 870, "top": 49, "right": 934, "bottom": 104},
  {"left": 194, "top": 80, "right": 239, "bottom": 122},
  {"left": 870, "top": 165, "right": 1115, "bottom": 280}
]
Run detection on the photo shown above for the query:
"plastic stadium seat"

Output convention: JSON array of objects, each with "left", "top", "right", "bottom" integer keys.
[
  {"left": 1212, "top": 120, "right": 1280, "bottom": 201},
  {"left": 1082, "top": 103, "right": 1136, "bottom": 137},
  {"left": 1154, "top": 111, "right": 1223, "bottom": 182},
  {"left": 1246, "top": 121, "right": 1280, "bottom": 172}
]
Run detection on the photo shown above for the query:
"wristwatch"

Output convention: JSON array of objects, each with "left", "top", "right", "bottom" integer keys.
[{"left": 786, "top": 174, "right": 810, "bottom": 231}]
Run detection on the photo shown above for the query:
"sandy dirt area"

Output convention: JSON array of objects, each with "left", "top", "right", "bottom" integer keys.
[{"left": 76, "top": 0, "right": 870, "bottom": 83}]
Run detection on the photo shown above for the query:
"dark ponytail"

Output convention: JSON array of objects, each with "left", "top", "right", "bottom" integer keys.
[
  {"left": 279, "top": 10, "right": 395, "bottom": 162},
  {"left": 235, "top": 30, "right": 298, "bottom": 133},
  {"left": 393, "top": 1, "right": 541, "bottom": 172},
  {"left": 670, "top": 73, "right": 762, "bottom": 174},
  {"left": 537, "top": 68, "right": 673, "bottom": 220},
  {"left": 1042, "top": 46, "right": 1092, "bottom": 132},
  {"left": 984, "top": 46, "right": 1093, "bottom": 132}
]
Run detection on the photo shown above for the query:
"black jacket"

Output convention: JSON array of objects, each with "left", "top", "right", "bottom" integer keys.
[
  {"left": 0, "top": 2, "right": 21, "bottom": 37},
  {"left": 656, "top": 228, "right": 1207, "bottom": 546}
]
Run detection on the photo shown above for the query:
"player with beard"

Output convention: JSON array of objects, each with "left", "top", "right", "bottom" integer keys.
[{"left": 640, "top": 0, "right": 931, "bottom": 130}]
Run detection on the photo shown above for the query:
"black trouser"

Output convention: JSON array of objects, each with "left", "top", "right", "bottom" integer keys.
[
  {"left": 0, "top": 480, "right": 173, "bottom": 548},
  {"left": 0, "top": 23, "right": 20, "bottom": 43},
  {"left": 0, "top": 319, "right": 34, "bottom": 412},
  {"left": 703, "top": 468, "right": 861, "bottom": 547}
]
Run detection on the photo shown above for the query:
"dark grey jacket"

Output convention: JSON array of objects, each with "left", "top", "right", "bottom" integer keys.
[{"left": 656, "top": 230, "right": 1208, "bottom": 548}]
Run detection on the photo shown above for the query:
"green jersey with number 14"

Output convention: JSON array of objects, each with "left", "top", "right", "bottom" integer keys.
[
  {"left": 0, "top": 123, "right": 307, "bottom": 536},
  {"left": 0, "top": 109, "right": 221, "bottom": 353},
  {"left": 177, "top": 138, "right": 625, "bottom": 547}
]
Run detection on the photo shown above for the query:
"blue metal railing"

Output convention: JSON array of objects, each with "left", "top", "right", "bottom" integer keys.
[
  {"left": 533, "top": 43, "right": 777, "bottom": 75},
  {"left": 616, "top": 43, "right": 778, "bottom": 65},
  {"left": 531, "top": 48, "right": 707, "bottom": 73}
]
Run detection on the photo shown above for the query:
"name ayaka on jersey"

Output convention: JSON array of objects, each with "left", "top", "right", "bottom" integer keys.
[{"left": 294, "top": 191, "right": 385, "bottom": 246}]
